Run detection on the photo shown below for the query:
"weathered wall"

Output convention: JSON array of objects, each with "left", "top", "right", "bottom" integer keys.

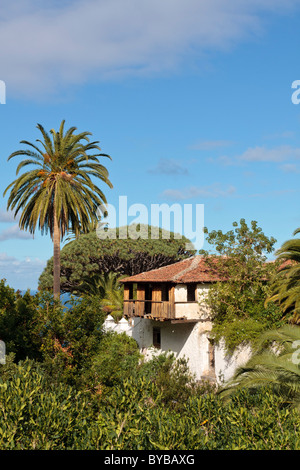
[
  {"left": 214, "top": 340, "right": 252, "bottom": 383},
  {"left": 174, "top": 283, "right": 212, "bottom": 320},
  {"left": 105, "top": 275, "right": 253, "bottom": 386},
  {"left": 103, "top": 314, "right": 252, "bottom": 384},
  {"left": 104, "top": 315, "right": 210, "bottom": 379}
]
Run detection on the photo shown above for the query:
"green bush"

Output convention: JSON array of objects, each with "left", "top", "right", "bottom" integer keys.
[
  {"left": 0, "top": 280, "right": 43, "bottom": 361},
  {"left": 1, "top": 359, "right": 300, "bottom": 450},
  {"left": 86, "top": 331, "right": 142, "bottom": 394},
  {"left": 0, "top": 359, "right": 94, "bottom": 449},
  {"left": 93, "top": 378, "right": 300, "bottom": 450},
  {"left": 138, "top": 352, "right": 202, "bottom": 406}
]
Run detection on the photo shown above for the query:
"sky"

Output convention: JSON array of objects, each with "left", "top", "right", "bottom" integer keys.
[{"left": 1, "top": 0, "right": 300, "bottom": 291}]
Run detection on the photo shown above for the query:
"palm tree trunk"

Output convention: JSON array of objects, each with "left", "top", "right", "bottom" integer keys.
[{"left": 53, "top": 207, "right": 61, "bottom": 299}]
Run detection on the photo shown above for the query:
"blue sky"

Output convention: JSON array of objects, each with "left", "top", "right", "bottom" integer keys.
[{"left": 1, "top": 0, "right": 300, "bottom": 290}]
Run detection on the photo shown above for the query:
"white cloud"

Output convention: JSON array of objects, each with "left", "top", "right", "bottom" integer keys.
[
  {"left": 0, "top": 208, "right": 33, "bottom": 241},
  {"left": 280, "top": 163, "right": 300, "bottom": 173},
  {"left": 0, "top": 224, "right": 33, "bottom": 241},
  {"left": 148, "top": 158, "right": 189, "bottom": 175},
  {"left": 207, "top": 145, "right": 300, "bottom": 166},
  {"left": 206, "top": 155, "right": 237, "bottom": 166},
  {"left": 0, "top": 252, "right": 46, "bottom": 291},
  {"left": 263, "top": 130, "right": 295, "bottom": 140},
  {"left": 239, "top": 145, "right": 300, "bottom": 163},
  {"left": 0, "top": 0, "right": 299, "bottom": 98},
  {"left": 189, "top": 140, "right": 234, "bottom": 151},
  {"left": 0, "top": 208, "right": 18, "bottom": 223},
  {"left": 162, "top": 183, "right": 236, "bottom": 200},
  {"left": 249, "top": 188, "right": 297, "bottom": 198}
]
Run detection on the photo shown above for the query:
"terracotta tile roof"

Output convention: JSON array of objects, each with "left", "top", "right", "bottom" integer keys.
[
  {"left": 277, "top": 259, "right": 294, "bottom": 270},
  {"left": 120, "top": 255, "right": 223, "bottom": 284}
]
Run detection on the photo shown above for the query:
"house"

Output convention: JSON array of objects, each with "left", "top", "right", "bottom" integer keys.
[{"left": 113, "top": 255, "right": 252, "bottom": 384}]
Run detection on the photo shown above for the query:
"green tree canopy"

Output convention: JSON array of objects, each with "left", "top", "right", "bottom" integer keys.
[
  {"left": 38, "top": 224, "right": 196, "bottom": 293},
  {"left": 0, "top": 279, "right": 43, "bottom": 362},
  {"left": 199, "top": 219, "right": 283, "bottom": 350}
]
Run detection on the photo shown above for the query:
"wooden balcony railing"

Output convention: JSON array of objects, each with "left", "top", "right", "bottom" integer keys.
[{"left": 123, "top": 300, "right": 175, "bottom": 320}]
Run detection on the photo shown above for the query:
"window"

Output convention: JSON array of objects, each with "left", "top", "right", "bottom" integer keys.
[
  {"left": 145, "top": 284, "right": 152, "bottom": 301},
  {"left": 161, "top": 283, "right": 169, "bottom": 302},
  {"left": 153, "top": 327, "right": 161, "bottom": 349},
  {"left": 187, "top": 284, "right": 197, "bottom": 302},
  {"left": 145, "top": 284, "right": 152, "bottom": 314},
  {"left": 128, "top": 284, "right": 134, "bottom": 300}
]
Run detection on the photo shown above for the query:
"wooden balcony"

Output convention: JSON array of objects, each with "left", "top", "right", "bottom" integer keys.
[
  {"left": 122, "top": 282, "right": 211, "bottom": 323},
  {"left": 123, "top": 299, "right": 175, "bottom": 320}
]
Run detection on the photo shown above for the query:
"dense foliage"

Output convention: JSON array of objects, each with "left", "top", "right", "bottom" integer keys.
[
  {"left": 38, "top": 224, "right": 195, "bottom": 293},
  {"left": 199, "top": 219, "right": 284, "bottom": 351},
  {"left": 0, "top": 280, "right": 106, "bottom": 386},
  {"left": 2, "top": 219, "right": 300, "bottom": 450},
  {"left": 220, "top": 324, "right": 300, "bottom": 409},
  {"left": 1, "top": 357, "right": 300, "bottom": 450},
  {"left": 267, "top": 227, "right": 300, "bottom": 324},
  {"left": 75, "top": 271, "right": 124, "bottom": 321},
  {"left": 1, "top": 277, "right": 300, "bottom": 450},
  {"left": 0, "top": 280, "right": 44, "bottom": 362}
]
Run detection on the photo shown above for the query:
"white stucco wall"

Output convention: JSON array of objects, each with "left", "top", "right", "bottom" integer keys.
[
  {"left": 214, "top": 340, "right": 253, "bottom": 384},
  {"left": 196, "top": 284, "right": 212, "bottom": 319},
  {"left": 174, "top": 284, "right": 187, "bottom": 302},
  {"left": 174, "top": 283, "right": 212, "bottom": 320},
  {"left": 104, "top": 287, "right": 253, "bottom": 384},
  {"left": 135, "top": 318, "right": 213, "bottom": 380},
  {"left": 104, "top": 315, "right": 214, "bottom": 381}
]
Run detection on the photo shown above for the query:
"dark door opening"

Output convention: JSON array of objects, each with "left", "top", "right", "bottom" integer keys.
[
  {"left": 145, "top": 284, "right": 152, "bottom": 314},
  {"left": 153, "top": 327, "right": 161, "bottom": 349}
]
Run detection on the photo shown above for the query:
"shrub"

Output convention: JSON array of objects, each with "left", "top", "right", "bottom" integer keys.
[
  {"left": 138, "top": 352, "right": 200, "bottom": 406},
  {"left": 1, "top": 359, "right": 300, "bottom": 450},
  {"left": 85, "top": 331, "right": 142, "bottom": 394},
  {"left": 0, "top": 359, "right": 94, "bottom": 449}
]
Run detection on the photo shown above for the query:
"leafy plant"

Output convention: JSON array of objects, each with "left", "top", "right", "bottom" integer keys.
[
  {"left": 267, "top": 228, "right": 300, "bottom": 324},
  {"left": 0, "top": 359, "right": 94, "bottom": 449},
  {"left": 86, "top": 332, "right": 141, "bottom": 394},
  {"left": 1, "top": 356, "right": 300, "bottom": 449},
  {"left": 199, "top": 219, "right": 283, "bottom": 350},
  {"left": 219, "top": 324, "right": 300, "bottom": 410},
  {"left": 39, "top": 292, "right": 106, "bottom": 388},
  {"left": 138, "top": 352, "right": 198, "bottom": 406},
  {"left": 0, "top": 280, "right": 43, "bottom": 361},
  {"left": 76, "top": 272, "right": 124, "bottom": 321}
]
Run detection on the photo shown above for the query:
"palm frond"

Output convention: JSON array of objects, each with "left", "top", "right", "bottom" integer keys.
[
  {"left": 4, "top": 120, "right": 112, "bottom": 298},
  {"left": 219, "top": 325, "right": 300, "bottom": 408}
]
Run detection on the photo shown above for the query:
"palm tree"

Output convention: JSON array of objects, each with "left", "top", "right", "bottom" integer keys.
[
  {"left": 219, "top": 324, "right": 300, "bottom": 410},
  {"left": 76, "top": 272, "right": 124, "bottom": 321},
  {"left": 267, "top": 228, "right": 300, "bottom": 324},
  {"left": 64, "top": 219, "right": 100, "bottom": 244},
  {"left": 3, "top": 120, "right": 112, "bottom": 299},
  {"left": 99, "top": 274, "right": 124, "bottom": 321}
]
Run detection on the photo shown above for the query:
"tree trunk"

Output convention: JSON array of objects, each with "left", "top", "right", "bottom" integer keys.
[{"left": 53, "top": 207, "right": 61, "bottom": 300}]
